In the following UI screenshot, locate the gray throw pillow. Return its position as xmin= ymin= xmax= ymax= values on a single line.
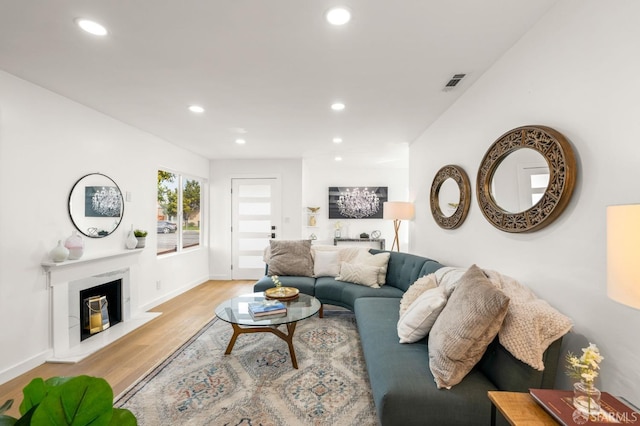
xmin=428 ymin=264 xmax=510 ymax=389
xmin=267 ymin=240 xmax=314 ymax=277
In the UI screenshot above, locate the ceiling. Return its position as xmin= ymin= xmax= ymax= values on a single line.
xmin=0 ymin=1 xmax=557 ymax=168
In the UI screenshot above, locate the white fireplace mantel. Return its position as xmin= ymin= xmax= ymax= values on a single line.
xmin=42 ymin=249 xmax=143 ymax=287
xmin=42 ymin=249 xmax=160 ymax=363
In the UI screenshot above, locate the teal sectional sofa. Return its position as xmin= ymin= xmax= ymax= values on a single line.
xmin=254 ymin=249 xmax=563 ymax=426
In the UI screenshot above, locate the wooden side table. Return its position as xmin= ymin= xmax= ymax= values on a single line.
xmin=488 ymin=391 xmax=558 ymax=426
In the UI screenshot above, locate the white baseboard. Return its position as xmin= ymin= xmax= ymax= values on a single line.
xmin=209 ymin=273 xmax=230 ymax=280
xmin=0 ymin=349 xmax=53 ymax=385
xmin=208 ymin=274 xmax=261 ymax=281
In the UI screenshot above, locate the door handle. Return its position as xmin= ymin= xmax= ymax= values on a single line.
xmin=271 ymin=233 xmax=276 ymax=238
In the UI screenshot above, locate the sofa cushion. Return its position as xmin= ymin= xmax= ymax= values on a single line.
xmin=355 ymin=297 xmax=499 ymax=426
xmin=482 ymin=269 xmax=573 ymax=371
xmin=434 ymin=266 xmax=470 ymax=297
xmin=354 ymin=251 xmax=391 ymax=285
xmin=478 ymin=335 xmax=563 ymax=393
xmin=336 ymin=262 xmax=381 ymax=288
xmin=313 ymin=250 xmax=340 ymax=277
xmin=499 ymin=299 xmax=571 ymax=371
xmin=428 ymin=264 xmax=510 ymax=389
xmin=267 ymin=240 xmax=314 ymax=277
xmin=254 ymin=275 xmax=316 ymax=296
xmin=370 ymin=250 xmax=430 ymax=292
xmin=397 ymin=286 xmax=447 ymax=343
xmin=418 ymin=259 xmax=447 ymax=279
xmin=311 ymin=245 xmax=369 ymax=264
xmin=315 ymin=277 xmax=404 ymax=311
xmin=399 ymin=274 xmax=438 ymax=317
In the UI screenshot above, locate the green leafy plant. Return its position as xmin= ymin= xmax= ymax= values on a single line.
xmin=0 ymin=375 xmax=136 ymax=426
xmin=133 ymin=229 xmax=148 ymax=238
xmin=360 ymin=232 xmax=369 ymax=238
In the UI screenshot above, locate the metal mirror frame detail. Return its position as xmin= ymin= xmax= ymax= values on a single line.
xmin=476 ymin=125 xmax=577 ymax=233
xmin=430 ymin=165 xmax=471 ymax=229
xmin=68 ymin=172 xmax=125 ymax=238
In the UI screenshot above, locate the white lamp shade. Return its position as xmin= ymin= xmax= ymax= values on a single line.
xmin=383 ymin=202 xmax=415 ymax=220
xmin=607 ymin=204 xmax=640 ymax=309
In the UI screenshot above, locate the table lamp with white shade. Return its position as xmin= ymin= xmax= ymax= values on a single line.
xmin=607 ymin=204 xmax=640 ymax=309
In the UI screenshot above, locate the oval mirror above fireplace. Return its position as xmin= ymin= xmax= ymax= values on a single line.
xmin=68 ymin=173 xmax=124 ymax=238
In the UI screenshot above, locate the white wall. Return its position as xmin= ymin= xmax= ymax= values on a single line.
xmin=0 ymin=71 xmax=210 ymax=382
xmin=208 ymin=159 xmax=303 ymax=279
xmin=208 ymin=159 xmax=410 ymax=279
xmin=302 ymin=160 xmax=410 ymax=251
xmin=0 ymin=70 xmax=408 ymax=382
xmin=410 ymin=0 xmax=640 ymax=404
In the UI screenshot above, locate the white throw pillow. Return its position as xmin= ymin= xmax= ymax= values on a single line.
xmin=354 ymin=251 xmax=391 ymax=285
xmin=336 ymin=262 xmax=381 ymax=288
xmin=397 ymin=286 xmax=447 ymax=343
xmin=313 ymin=250 xmax=340 ymax=277
xmin=399 ymin=274 xmax=438 ymax=317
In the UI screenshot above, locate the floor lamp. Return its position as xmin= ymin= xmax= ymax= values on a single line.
xmin=383 ymin=201 xmax=415 ymax=252
xmin=607 ymin=204 xmax=640 ymax=309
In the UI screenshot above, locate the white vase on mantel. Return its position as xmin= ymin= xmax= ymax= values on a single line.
xmin=50 ymin=240 xmax=69 ymax=262
xmin=125 ymin=225 xmax=138 ymax=250
xmin=64 ymin=230 xmax=84 ymax=260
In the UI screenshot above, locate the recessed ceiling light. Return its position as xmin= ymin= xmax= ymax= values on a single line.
xmin=326 ymin=7 xmax=351 ymax=25
xmin=235 ymin=139 xmax=246 ymax=145
xmin=335 ymin=156 xmax=343 ymax=161
xmin=75 ymin=18 xmax=108 ymax=36
xmin=188 ymin=105 xmax=205 ymax=113
xmin=333 ymin=137 xmax=343 ymax=144
xmin=331 ymin=102 xmax=345 ymax=111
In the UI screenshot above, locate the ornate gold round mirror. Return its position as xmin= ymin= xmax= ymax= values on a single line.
xmin=476 ymin=125 xmax=577 ymax=233
xmin=430 ymin=165 xmax=471 ymax=229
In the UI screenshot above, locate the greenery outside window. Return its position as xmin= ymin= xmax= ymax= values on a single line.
xmin=157 ymin=170 xmax=203 ymax=255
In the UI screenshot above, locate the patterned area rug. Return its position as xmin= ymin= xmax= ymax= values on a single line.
xmin=115 ymin=311 xmax=379 ymax=425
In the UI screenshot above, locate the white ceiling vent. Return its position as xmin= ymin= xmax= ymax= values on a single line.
xmin=443 ymin=74 xmax=467 ymax=91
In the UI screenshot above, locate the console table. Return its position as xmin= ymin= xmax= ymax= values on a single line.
xmin=334 ymin=238 xmax=385 ymax=250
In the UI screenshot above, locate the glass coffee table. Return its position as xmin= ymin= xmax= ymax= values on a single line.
xmin=214 ymin=292 xmax=322 ymax=369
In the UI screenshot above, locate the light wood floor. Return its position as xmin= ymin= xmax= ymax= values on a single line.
xmin=0 ymin=280 xmax=255 ymax=417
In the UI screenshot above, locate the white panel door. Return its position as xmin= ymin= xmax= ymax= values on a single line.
xmin=231 ymin=178 xmax=281 ymax=279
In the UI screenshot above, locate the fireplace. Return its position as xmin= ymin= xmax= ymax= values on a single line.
xmin=43 ymin=250 xmax=161 ymax=363
xmin=79 ymin=279 xmax=122 ymax=341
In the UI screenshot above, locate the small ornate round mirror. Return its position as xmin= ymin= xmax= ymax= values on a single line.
xmin=68 ymin=173 xmax=124 ymax=238
xmin=476 ymin=125 xmax=577 ymax=233
xmin=430 ymin=165 xmax=471 ymax=229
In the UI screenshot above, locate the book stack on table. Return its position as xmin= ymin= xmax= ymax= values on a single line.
xmin=529 ymin=388 xmax=640 ymax=425
xmin=248 ymin=301 xmax=287 ymax=318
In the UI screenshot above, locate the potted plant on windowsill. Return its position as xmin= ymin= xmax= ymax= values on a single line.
xmin=134 ymin=229 xmax=148 ymax=248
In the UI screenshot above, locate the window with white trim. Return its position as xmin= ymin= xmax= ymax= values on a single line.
xmin=157 ymin=170 xmax=203 ymax=255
